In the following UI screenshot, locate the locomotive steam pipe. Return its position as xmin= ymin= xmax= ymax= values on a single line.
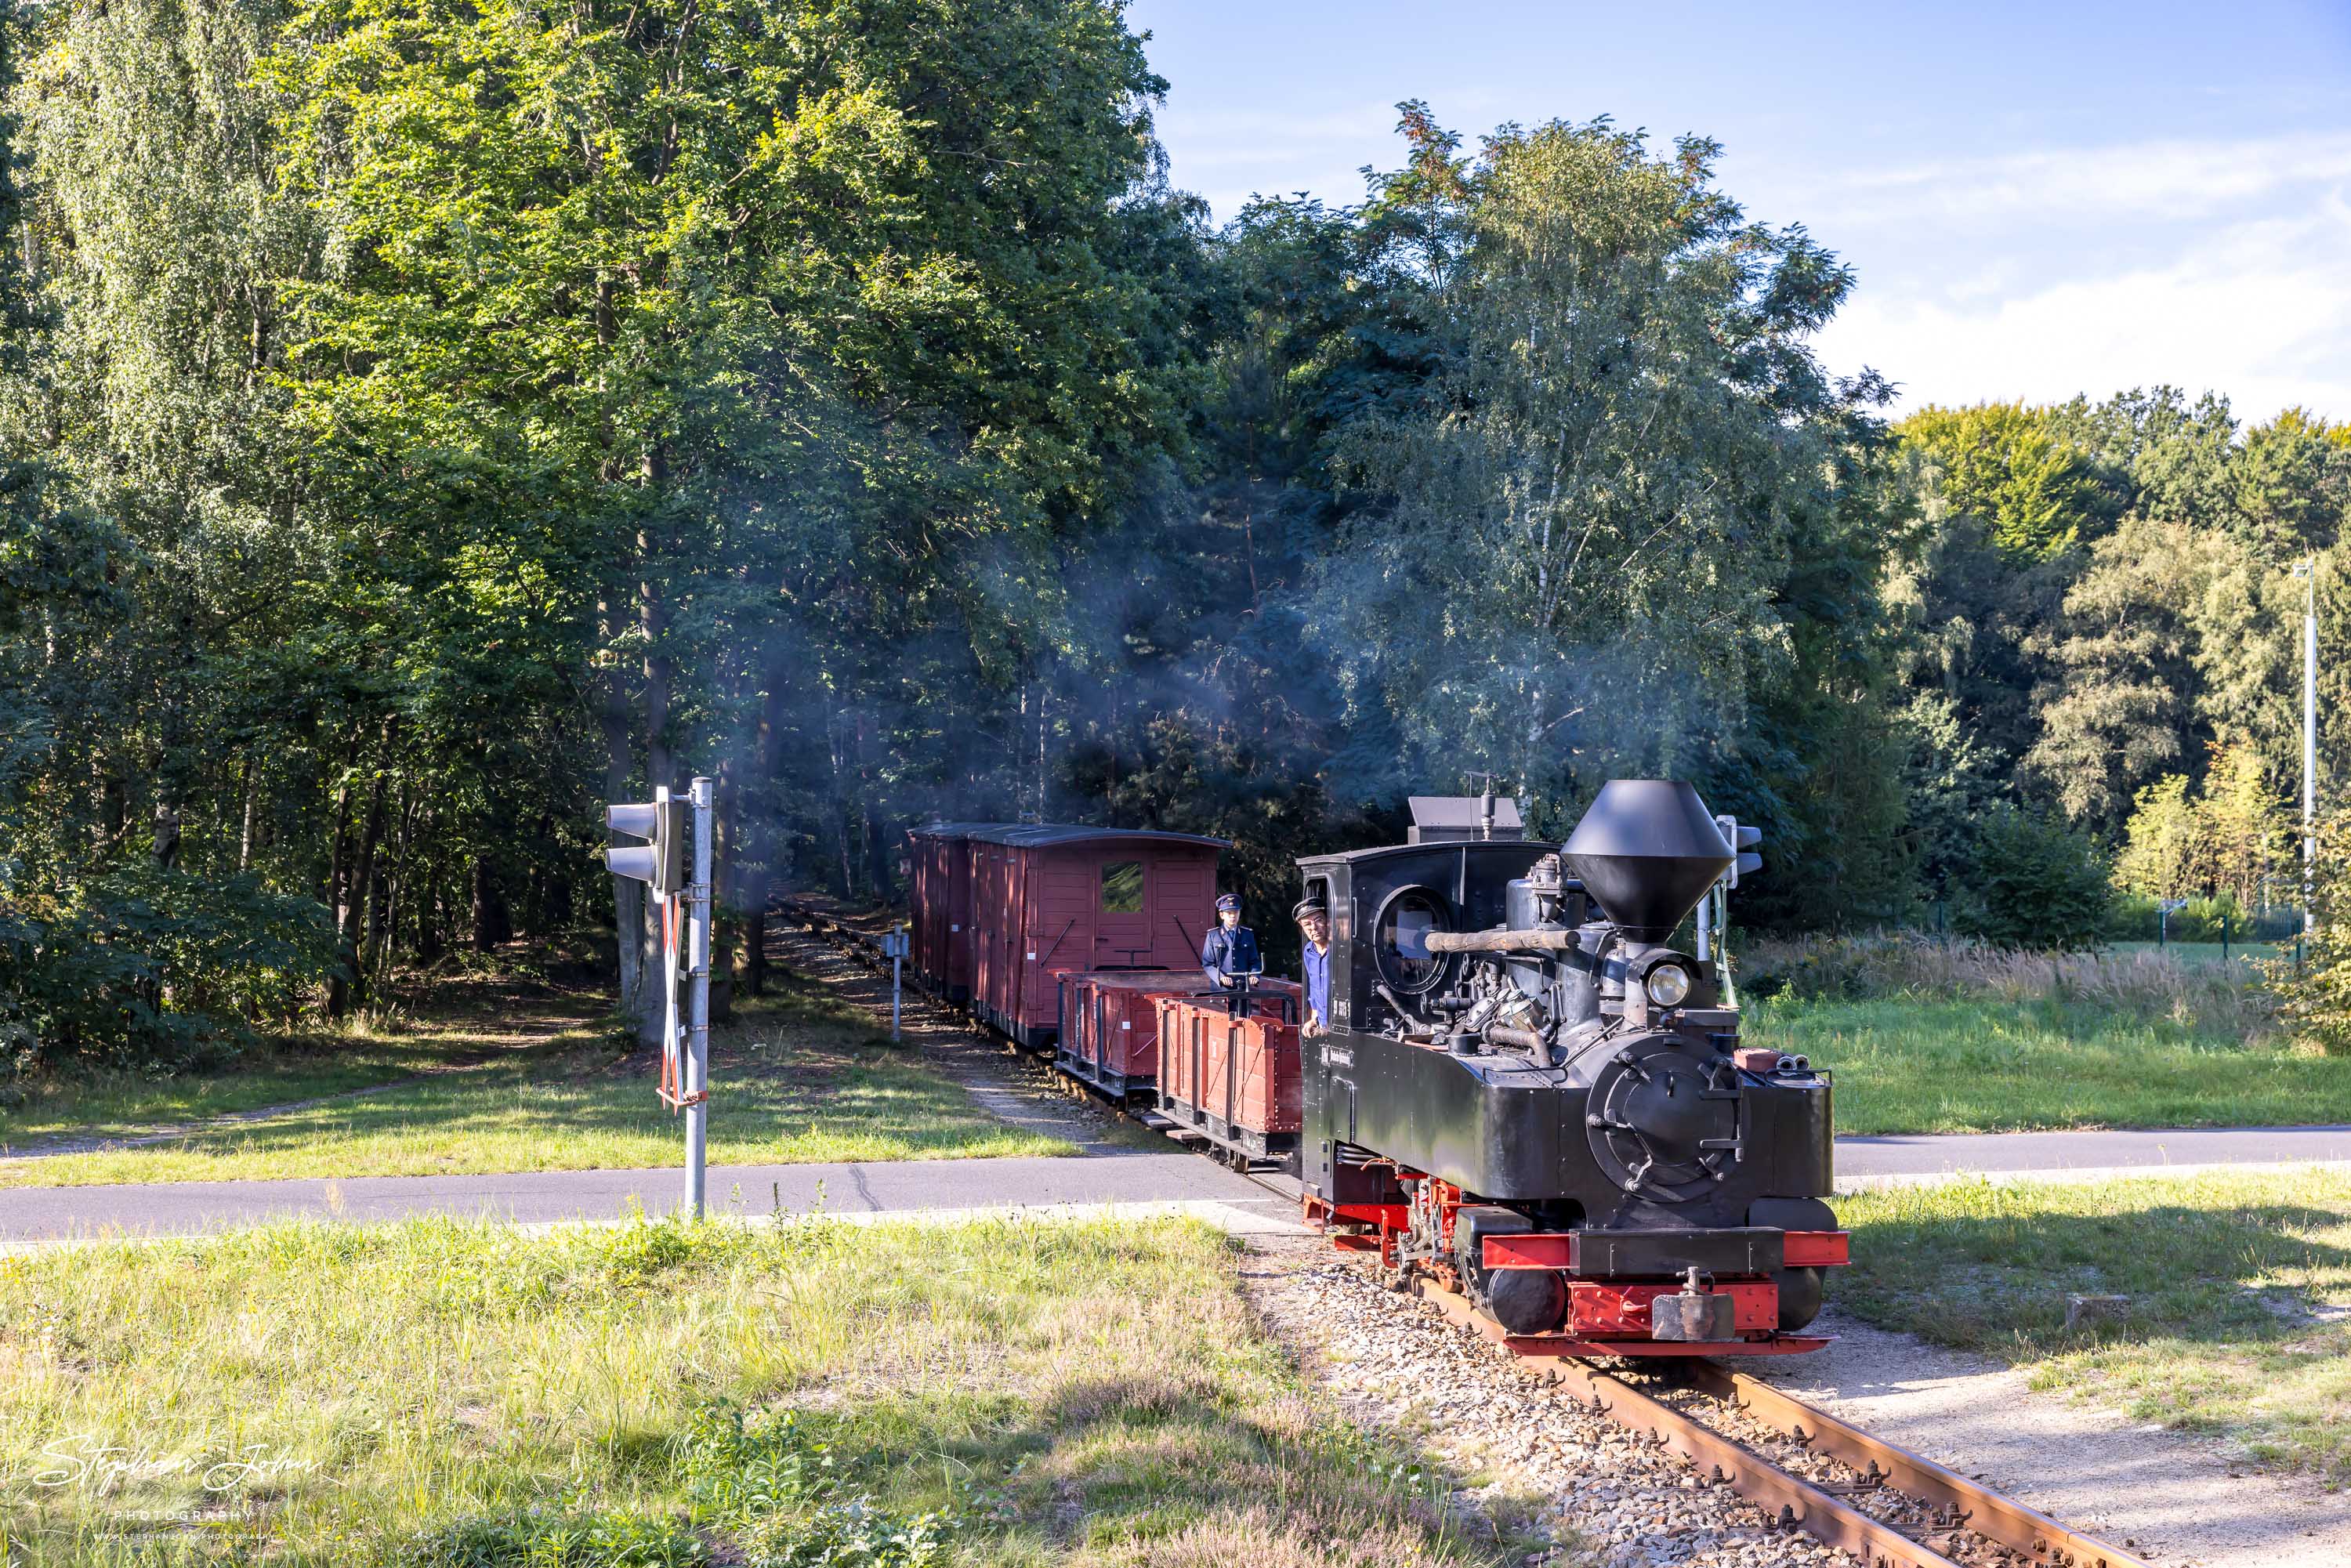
xmin=1373 ymin=980 xmax=1436 ymax=1039
xmin=1482 ymin=1022 xmax=1553 ymax=1066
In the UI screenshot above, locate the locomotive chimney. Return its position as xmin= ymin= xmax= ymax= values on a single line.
xmin=1562 ymin=780 xmax=1733 ymax=943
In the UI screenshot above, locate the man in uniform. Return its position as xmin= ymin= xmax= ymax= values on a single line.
xmin=1200 ymin=893 xmax=1259 ymax=994
xmin=1295 ymin=896 xmax=1331 ymax=1034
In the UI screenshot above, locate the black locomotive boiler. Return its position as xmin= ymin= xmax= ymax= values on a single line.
xmin=1297 ymin=780 xmax=1847 ymax=1355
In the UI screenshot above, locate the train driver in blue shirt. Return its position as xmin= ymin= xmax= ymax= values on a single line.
xmin=1200 ymin=893 xmax=1259 ymax=992
xmin=1295 ymin=896 xmax=1331 ymax=1034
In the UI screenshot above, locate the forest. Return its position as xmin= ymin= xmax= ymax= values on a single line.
xmin=1 ymin=0 xmax=2346 ymax=1067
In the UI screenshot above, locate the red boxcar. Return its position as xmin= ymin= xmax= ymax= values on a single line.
xmin=964 ymin=825 xmax=1227 ymax=1050
xmin=1156 ymin=982 xmax=1302 ymax=1166
xmin=905 ymin=821 xmax=989 ymax=1001
xmin=1056 ymin=971 xmax=1197 ymax=1101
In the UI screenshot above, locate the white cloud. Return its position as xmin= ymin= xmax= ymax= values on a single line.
xmin=1152 ymin=111 xmax=2351 ymax=422
xmin=1786 ymin=130 xmax=2351 ymax=224
xmin=1815 ymin=202 xmax=2351 ymax=422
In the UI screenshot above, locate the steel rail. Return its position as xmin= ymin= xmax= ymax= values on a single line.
xmin=1411 ymin=1277 xmax=1964 ymax=1568
xmin=1690 ymin=1363 xmax=2152 ymax=1568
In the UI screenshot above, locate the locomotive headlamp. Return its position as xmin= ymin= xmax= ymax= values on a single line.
xmin=1644 ymin=962 xmax=1692 ymax=1009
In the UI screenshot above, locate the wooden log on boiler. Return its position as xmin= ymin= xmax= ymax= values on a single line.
xmin=1422 ymin=927 xmax=1581 ymax=953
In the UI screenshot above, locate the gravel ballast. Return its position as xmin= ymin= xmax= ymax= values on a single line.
xmin=1245 ymin=1244 xmax=2351 ymax=1568
xmin=1248 ymin=1246 xmax=1893 ymax=1567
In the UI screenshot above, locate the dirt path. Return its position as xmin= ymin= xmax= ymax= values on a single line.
xmin=1753 ymin=1309 xmax=2351 ymax=1568
xmin=763 ymin=917 xmax=1143 ymax=1155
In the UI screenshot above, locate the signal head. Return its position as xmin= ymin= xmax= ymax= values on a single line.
xmin=602 ymin=797 xmax=686 ymax=897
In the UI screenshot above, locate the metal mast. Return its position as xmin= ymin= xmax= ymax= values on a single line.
xmin=2298 ymin=557 xmax=2318 ymax=944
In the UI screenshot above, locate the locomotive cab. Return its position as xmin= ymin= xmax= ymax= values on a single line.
xmin=1298 ymin=780 xmax=1847 ymax=1354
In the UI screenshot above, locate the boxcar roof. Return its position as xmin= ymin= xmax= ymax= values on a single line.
xmin=905 ymin=820 xmax=1000 ymax=841
xmin=963 ymin=822 xmax=1229 ymax=851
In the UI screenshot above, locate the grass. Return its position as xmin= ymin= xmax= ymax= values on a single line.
xmin=0 ymin=1214 xmax=1527 ymax=1566
xmin=2106 ymin=940 xmax=2291 ymax=969
xmin=1739 ymin=931 xmax=2280 ymax=1041
xmin=0 ymin=975 xmax=1074 ymax=1189
xmin=1734 ymin=930 xmax=2351 ymax=1132
xmin=1748 ymin=994 xmax=2351 ymax=1134
xmin=1837 ymin=1168 xmax=2351 ymax=1483
xmin=0 ymin=970 xmax=599 ymax=1154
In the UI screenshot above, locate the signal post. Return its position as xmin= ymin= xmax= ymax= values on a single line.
xmin=605 ymin=778 xmax=716 ymax=1219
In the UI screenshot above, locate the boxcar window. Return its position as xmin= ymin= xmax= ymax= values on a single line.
xmin=1100 ymin=860 xmax=1144 ymax=913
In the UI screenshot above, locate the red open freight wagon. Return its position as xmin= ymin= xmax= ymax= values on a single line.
xmin=1156 ymin=982 xmax=1302 ymax=1166
xmin=1056 ymin=970 xmax=1197 ymax=1102
xmin=961 ymin=824 xmax=1227 ymax=1051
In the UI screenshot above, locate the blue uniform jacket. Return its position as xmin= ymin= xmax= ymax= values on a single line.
xmin=1200 ymin=923 xmax=1259 ymax=989
xmin=1301 ymin=940 xmax=1331 ymax=1027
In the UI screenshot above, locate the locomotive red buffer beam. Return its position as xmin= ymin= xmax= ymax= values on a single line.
xmin=1481 ymin=1229 xmax=1849 ymax=1270
xmin=1479 ymin=1229 xmax=1849 ymax=1357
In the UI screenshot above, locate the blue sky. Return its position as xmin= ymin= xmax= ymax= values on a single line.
xmin=1127 ymin=0 xmax=2351 ymax=422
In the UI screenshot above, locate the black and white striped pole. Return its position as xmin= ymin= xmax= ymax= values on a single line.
xmin=886 ymin=924 xmax=907 ymax=1041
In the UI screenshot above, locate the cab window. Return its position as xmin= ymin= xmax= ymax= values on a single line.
xmin=1373 ymin=887 xmax=1450 ymax=993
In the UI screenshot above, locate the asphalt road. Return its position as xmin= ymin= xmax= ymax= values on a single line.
xmin=0 ymin=1149 xmax=1279 ymax=1242
xmin=3 ymin=1125 xmax=2349 ymax=1242
xmin=1835 ymin=1122 xmax=2351 ymax=1179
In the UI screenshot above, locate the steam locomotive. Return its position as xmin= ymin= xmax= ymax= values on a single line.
xmin=1295 ymin=780 xmax=1847 ymax=1356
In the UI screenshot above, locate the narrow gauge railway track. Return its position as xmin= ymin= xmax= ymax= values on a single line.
xmin=777 ymin=898 xmax=2154 ymax=1568
xmin=1398 ymin=1267 xmax=2152 ymax=1568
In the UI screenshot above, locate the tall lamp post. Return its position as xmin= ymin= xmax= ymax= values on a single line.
xmin=2295 ymin=556 xmax=2317 ymax=952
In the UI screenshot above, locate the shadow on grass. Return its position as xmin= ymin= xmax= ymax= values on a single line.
xmin=0 ymin=978 xmax=1071 ymax=1185
xmin=0 ymin=973 xmax=614 ymax=1152
xmin=770 ymin=1372 xmax=1526 ymax=1566
xmin=1849 ymin=1200 xmax=2349 ymax=1343
xmin=1840 ymin=1179 xmax=2351 ymax=1479
xmin=396 ymin=1379 xmax=1525 ymax=1568
xmin=0 ymin=1213 xmax=1544 ymax=1567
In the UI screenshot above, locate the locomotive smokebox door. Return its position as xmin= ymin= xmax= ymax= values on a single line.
xmin=1650 ymin=1268 xmax=1737 ymax=1342
xmin=1587 ymin=1035 xmax=1745 ymax=1202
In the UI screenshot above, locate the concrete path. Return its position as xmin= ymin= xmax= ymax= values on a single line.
xmin=3 ymin=1124 xmax=2349 ymax=1242
xmin=1836 ymin=1122 xmax=2351 ymax=1184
